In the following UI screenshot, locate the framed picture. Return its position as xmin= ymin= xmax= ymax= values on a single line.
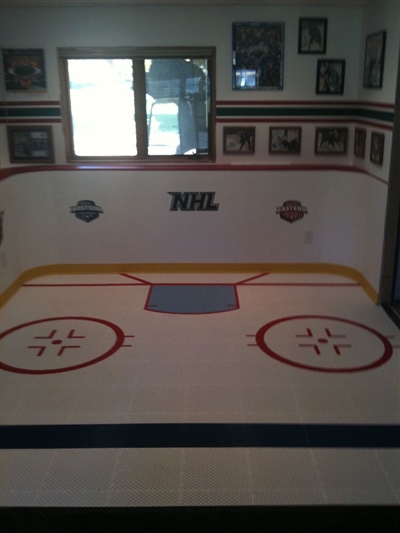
xmin=370 ymin=131 xmax=385 ymax=165
xmin=232 ymin=22 xmax=284 ymax=90
xmin=2 ymin=48 xmax=46 ymax=91
xmin=7 ymin=126 xmax=54 ymax=163
xmin=354 ymin=128 xmax=366 ymax=159
xmin=269 ymin=127 xmax=302 ymax=154
xmin=363 ymin=30 xmax=386 ymax=89
xmin=223 ymin=127 xmax=256 ymax=154
xmin=315 ymin=127 xmax=348 ymax=155
xmin=316 ymin=59 xmax=345 ymax=95
xmin=298 ymin=18 xmax=327 ymax=54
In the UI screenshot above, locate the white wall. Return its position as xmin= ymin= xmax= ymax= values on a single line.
xmin=0 ymin=1 xmax=399 ymax=298
xmin=0 ymin=4 xmax=364 ymax=100
xmin=0 ymin=3 xmax=367 ymax=167
xmin=1 ymin=3 xmax=397 ymax=172
xmin=1 ymin=3 xmax=398 ymax=171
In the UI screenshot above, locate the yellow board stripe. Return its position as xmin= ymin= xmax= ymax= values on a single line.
xmin=0 ymin=263 xmax=378 ymax=308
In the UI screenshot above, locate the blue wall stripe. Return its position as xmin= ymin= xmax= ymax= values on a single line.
xmin=1 ymin=423 xmax=399 ymax=449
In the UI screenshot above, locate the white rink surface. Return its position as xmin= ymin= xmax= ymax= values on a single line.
xmin=1 ymin=272 xmax=399 ymax=507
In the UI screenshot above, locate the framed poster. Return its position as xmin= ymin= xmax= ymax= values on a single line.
xmin=363 ymin=30 xmax=386 ymax=88
xmin=232 ymin=22 xmax=284 ymax=90
xmin=354 ymin=128 xmax=366 ymax=159
xmin=315 ymin=127 xmax=348 ymax=155
xmin=223 ymin=127 xmax=256 ymax=154
xmin=269 ymin=127 xmax=301 ymax=154
xmin=2 ymin=48 xmax=46 ymax=91
xmin=7 ymin=126 xmax=54 ymax=163
xmin=298 ymin=18 xmax=327 ymax=54
xmin=370 ymin=131 xmax=385 ymax=165
xmin=316 ymin=59 xmax=345 ymax=94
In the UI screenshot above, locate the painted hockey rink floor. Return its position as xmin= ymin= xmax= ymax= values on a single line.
xmin=1 ymin=271 xmax=399 ymax=523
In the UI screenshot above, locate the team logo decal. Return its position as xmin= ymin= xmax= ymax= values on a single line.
xmin=70 ymin=200 xmax=103 ymax=222
xmin=169 ymin=192 xmax=219 ymax=211
xmin=276 ymin=200 xmax=308 ymax=223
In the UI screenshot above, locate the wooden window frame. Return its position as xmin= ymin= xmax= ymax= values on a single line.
xmin=58 ymin=46 xmax=216 ymax=164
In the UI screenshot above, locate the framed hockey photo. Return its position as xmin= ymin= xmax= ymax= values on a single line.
xmin=354 ymin=128 xmax=366 ymax=159
xmin=370 ymin=131 xmax=385 ymax=165
xmin=315 ymin=127 xmax=348 ymax=155
xmin=316 ymin=59 xmax=345 ymax=95
xmin=232 ymin=22 xmax=284 ymax=90
xmin=7 ymin=125 xmax=54 ymax=163
xmin=2 ymin=48 xmax=46 ymax=91
xmin=298 ymin=18 xmax=327 ymax=54
xmin=223 ymin=127 xmax=256 ymax=154
xmin=269 ymin=127 xmax=301 ymax=154
xmin=363 ymin=30 xmax=386 ymax=89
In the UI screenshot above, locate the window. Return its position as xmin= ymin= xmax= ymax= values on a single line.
xmin=58 ymin=47 xmax=215 ymax=163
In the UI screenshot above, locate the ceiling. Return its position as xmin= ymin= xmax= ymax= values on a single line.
xmin=0 ymin=0 xmax=378 ymax=6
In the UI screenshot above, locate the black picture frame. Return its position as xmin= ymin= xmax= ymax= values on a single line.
xmin=316 ymin=59 xmax=345 ymax=95
xmin=7 ymin=125 xmax=54 ymax=163
xmin=223 ymin=126 xmax=256 ymax=154
xmin=354 ymin=128 xmax=366 ymax=159
xmin=269 ymin=127 xmax=302 ymax=154
xmin=370 ymin=131 xmax=385 ymax=165
xmin=2 ymin=48 xmax=46 ymax=91
xmin=315 ymin=127 xmax=348 ymax=155
xmin=363 ymin=30 xmax=386 ymax=89
xmin=232 ymin=22 xmax=285 ymax=90
xmin=298 ymin=18 xmax=327 ymax=54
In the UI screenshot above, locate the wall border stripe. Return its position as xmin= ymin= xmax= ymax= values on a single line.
xmin=217 ymin=117 xmax=393 ymax=130
xmin=0 ymin=107 xmax=61 ymax=118
xmin=3 ymin=100 xmax=394 ymax=108
xmin=0 ymin=164 xmax=388 ymax=183
xmin=0 ymin=100 xmax=394 ymax=125
xmin=0 ymin=118 xmax=62 ymax=124
xmin=216 ymin=100 xmax=395 ymax=109
xmin=216 ymin=106 xmax=394 ymax=123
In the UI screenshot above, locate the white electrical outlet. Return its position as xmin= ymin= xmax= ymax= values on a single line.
xmin=304 ymin=230 xmax=313 ymax=244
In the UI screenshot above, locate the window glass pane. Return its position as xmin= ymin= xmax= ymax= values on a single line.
xmin=146 ymin=58 xmax=210 ymax=155
xmin=60 ymin=48 xmax=214 ymax=162
xmin=67 ymin=59 xmax=136 ymax=156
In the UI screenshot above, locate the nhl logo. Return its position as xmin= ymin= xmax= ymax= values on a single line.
xmin=276 ymin=200 xmax=308 ymax=223
xmin=70 ymin=200 xmax=103 ymax=223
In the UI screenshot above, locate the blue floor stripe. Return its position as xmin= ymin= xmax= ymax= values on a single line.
xmin=1 ymin=423 xmax=399 ymax=449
